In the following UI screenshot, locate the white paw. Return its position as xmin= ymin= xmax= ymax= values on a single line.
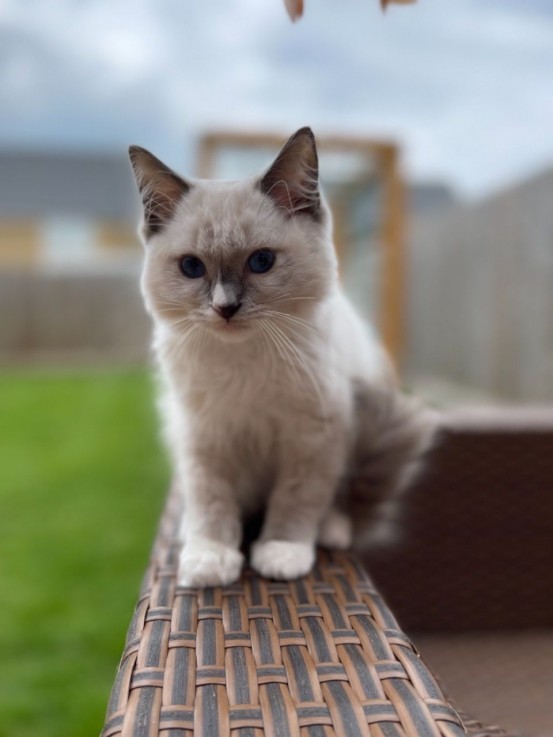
xmin=251 ymin=540 xmax=315 ymax=580
xmin=318 ymin=509 xmax=353 ymax=550
xmin=178 ymin=541 xmax=244 ymax=587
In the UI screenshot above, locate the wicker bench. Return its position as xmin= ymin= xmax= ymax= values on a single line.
xmin=101 ymin=485 xmax=513 ymax=737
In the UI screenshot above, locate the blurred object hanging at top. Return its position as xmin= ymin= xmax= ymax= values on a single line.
xmin=381 ymin=0 xmax=417 ymax=8
xmin=284 ymin=0 xmax=303 ymax=22
xmin=284 ymin=0 xmax=416 ymax=22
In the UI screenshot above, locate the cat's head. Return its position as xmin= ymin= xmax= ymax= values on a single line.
xmin=129 ymin=127 xmax=337 ymax=343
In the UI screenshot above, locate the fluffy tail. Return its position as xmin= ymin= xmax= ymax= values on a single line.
xmin=349 ymin=381 xmax=438 ymax=548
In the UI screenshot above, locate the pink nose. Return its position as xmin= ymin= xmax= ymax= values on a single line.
xmin=214 ymin=303 xmax=242 ymax=321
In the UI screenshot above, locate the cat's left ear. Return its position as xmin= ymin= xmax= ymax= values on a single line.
xmin=259 ymin=127 xmax=321 ymax=220
xmin=128 ymin=146 xmax=191 ymax=238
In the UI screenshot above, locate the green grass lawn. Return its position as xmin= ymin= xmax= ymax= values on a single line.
xmin=0 ymin=369 xmax=169 ymax=737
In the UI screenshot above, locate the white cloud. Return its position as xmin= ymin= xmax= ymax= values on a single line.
xmin=1 ymin=0 xmax=552 ymax=196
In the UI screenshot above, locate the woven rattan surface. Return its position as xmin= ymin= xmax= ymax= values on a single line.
xmin=102 ymin=490 xmax=513 ymax=737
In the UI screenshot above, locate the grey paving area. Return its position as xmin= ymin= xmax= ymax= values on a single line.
xmin=415 ymin=631 xmax=553 ymax=737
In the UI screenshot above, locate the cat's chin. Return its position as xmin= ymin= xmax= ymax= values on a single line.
xmin=204 ymin=320 xmax=254 ymax=344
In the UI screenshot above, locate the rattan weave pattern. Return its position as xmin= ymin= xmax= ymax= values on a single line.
xmin=102 ymin=492 xmax=510 ymax=737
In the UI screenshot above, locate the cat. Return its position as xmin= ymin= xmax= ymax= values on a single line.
xmin=129 ymin=127 xmax=435 ymax=587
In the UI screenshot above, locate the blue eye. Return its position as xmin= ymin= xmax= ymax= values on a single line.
xmin=247 ymin=249 xmax=275 ymax=274
xmin=180 ymin=255 xmax=206 ymax=279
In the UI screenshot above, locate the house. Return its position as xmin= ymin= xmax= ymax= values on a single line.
xmin=0 ymin=150 xmax=139 ymax=269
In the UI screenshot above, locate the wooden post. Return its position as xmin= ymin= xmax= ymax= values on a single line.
xmin=378 ymin=145 xmax=405 ymax=371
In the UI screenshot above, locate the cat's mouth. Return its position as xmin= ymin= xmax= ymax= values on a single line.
xmin=217 ymin=320 xmax=246 ymax=331
xmin=205 ymin=316 xmax=253 ymax=342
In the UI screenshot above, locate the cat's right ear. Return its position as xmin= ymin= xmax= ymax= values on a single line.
xmin=128 ymin=146 xmax=191 ymax=238
xmin=259 ymin=127 xmax=320 ymax=220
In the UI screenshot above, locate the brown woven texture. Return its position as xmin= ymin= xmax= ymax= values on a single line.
xmin=102 ymin=490 xmax=513 ymax=737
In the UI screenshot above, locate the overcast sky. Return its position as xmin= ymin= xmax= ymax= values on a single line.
xmin=1 ymin=0 xmax=552 ymax=198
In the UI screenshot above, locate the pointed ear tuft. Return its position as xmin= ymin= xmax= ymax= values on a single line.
xmin=259 ymin=127 xmax=320 ymax=220
xmin=128 ymin=146 xmax=191 ymax=238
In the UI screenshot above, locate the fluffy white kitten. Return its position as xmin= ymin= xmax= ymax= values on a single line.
xmin=129 ymin=127 xmax=434 ymax=587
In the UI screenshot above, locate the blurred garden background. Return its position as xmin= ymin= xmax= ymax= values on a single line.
xmin=0 ymin=370 xmax=168 ymax=736
xmin=1 ymin=1 xmax=553 ymax=735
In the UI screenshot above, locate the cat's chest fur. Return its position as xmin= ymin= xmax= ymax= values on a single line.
xmin=157 ymin=325 xmax=345 ymax=493
xmin=159 ymin=330 xmax=336 ymax=511
xmin=162 ymin=327 xmax=332 ymax=425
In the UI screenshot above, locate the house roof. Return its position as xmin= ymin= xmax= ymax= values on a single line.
xmin=0 ymin=149 xmax=138 ymax=222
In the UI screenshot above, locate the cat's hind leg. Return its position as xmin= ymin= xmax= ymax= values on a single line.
xmin=317 ymin=506 xmax=352 ymax=550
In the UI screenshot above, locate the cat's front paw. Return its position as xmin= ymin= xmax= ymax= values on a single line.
xmin=178 ymin=541 xmax=244 ymax=587
xmin=251 ymin=540 xmax=315 ymax=580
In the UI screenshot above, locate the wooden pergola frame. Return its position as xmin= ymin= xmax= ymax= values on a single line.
xmin=197 ymin=131 xmax=406 ymax=369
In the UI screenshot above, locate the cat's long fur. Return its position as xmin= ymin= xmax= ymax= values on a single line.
xmin=129 ymin=127 xmax=435 ymax=586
